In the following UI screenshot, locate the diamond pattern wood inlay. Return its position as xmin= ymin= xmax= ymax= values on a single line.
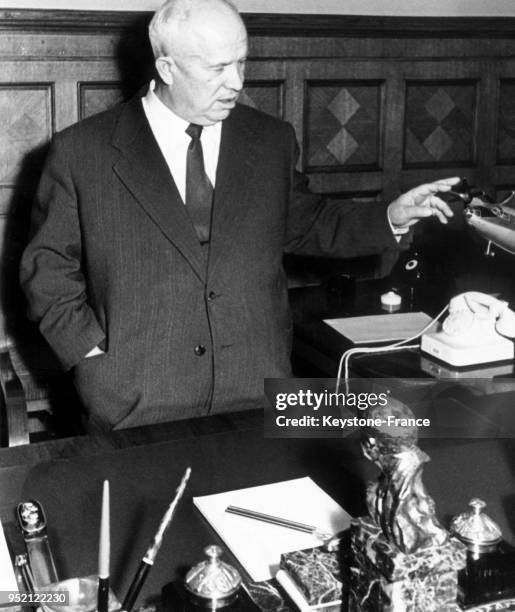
xmin=404 ymin=80 xmax=477 ymax=167
xmin=305 ymin=81 xmax=383 ymax=171
xmin=0 ymin=85 xmax=52 ymax=184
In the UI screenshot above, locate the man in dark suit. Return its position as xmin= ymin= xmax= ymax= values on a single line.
xmin=20 ymin=0 xmax=457 ymax=430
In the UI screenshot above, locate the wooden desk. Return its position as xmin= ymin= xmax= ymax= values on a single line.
xmin=0 ymin=410 xmax=514 ymax=608
xmin=0 ymin=410 xmax=364 ymax=606
xmin=290 ymin=278 xmax=435 ymax=377
xmin=290 ymin=279 xmax=515 ymax=378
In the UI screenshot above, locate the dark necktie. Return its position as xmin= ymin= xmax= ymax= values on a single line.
xmin=185 ymin=123 xmax=213 ymax=244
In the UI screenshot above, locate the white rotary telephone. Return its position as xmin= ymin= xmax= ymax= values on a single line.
xmin=421 ymin=292 xmax=515 ymax=366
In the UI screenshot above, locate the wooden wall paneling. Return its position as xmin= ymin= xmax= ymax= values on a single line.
xmin=56 ymin=63 xmax=121 ymax=130
xmin=471 ymin=60 xmax=495 ymax=194
xmin=285 ymin=61 xmax=305 ymax=171
xmin=2 ymin=60 xmax=122 ymax=129
xmin=2 ymin=61 xmax=70 ymax=131
xmin=497 ymin=78 xmax=515 ymax=166
xmin=381 ymin=66 xmax=405 ymax=203
xmin=0 ymin=31 xmax=122 ymax=60
xmin=0 ymin=81 xmax=53 ymax=185
xmin=53 ymin=79 xmax=78 ymax=131
xmin=78 ymin=82 xmax=124 ymax=120
xmin=397 ymin=60 xmax=484 ymax=191
xmin=239 ymin=81 xmax=284 ymax=119
xmin=403 ymin=78 xmax=478 ymax=168
xmin=242 ymin=60 xmax=287 ymax=119
xmin=297 ymin=60 xmax=388 ymax=202
xmin=3 ymin=10 xmax=515 ymax=38
xmin=303 ymin=78 xmax=384 ymax=172
xmin=248 ymin=35 xmax=515 ymax=63
xmin=493 ymin=58 xmax=515 ymax=195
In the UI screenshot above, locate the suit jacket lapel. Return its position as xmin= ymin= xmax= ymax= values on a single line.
xmin=111 ymin=96 xmax=206 ymax=282
xmin=208 ymin=105 xmax=259 ymax=275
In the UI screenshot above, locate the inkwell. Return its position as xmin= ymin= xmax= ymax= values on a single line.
xmin=184 ymin=545 xmax=242 ymax=609
xmin=451 ymin=498 xmax=515 ymax=608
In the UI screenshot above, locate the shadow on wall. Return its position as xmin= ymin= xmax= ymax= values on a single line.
xmin=114 ymin=14 xmax=156 ymax=101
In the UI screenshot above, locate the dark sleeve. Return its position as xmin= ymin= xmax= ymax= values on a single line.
xmin=19 ymin=132 xmax=105 ymax=371
xmin=283 ymin=123 xmax=407 ymax=258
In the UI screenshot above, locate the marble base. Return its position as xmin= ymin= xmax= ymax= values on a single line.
xmin=280 ymin=545 xmax=342 ymax=609
xmin=348 ymin=517 xmax=467 ymax=612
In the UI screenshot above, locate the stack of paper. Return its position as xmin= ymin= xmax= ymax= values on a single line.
xmin=193 ymin=477 xmax=350 ymax=583
xmin=324 ymin=312 xmax=434 ymax=344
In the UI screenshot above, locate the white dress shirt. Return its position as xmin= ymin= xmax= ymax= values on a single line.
xmin=141 ymin=80 xmax=222 ymax=203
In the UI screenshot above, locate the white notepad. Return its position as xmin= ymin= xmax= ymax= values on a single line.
xmin=324 ymin=312 xmax=434 ymax=344
xmin=193 ymin=477 xmax=350 ymax=582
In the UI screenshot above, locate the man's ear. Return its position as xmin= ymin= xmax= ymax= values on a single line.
xmin=155 ymin=56 xmax=175 ymax=85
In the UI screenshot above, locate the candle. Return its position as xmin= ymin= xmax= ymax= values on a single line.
xmin=97 ymin=480 xmax=110 ymax=612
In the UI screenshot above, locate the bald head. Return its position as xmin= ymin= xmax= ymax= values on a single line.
xmin=149 ymin=0 xmax=248 ymax=125
xmin=149 ymin=0 xmax=243 ymax=59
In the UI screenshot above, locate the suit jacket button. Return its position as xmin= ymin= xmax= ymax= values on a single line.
xmin=207 ymin=291 xmax=216 ymax=301
xmin=194 ymin=345 xmax=206 ymax=356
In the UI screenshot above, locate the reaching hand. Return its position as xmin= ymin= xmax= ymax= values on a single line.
xmin=388 ymin=177 xmax=461 ymax=229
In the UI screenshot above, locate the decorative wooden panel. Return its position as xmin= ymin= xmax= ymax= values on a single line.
xmin=304 ymin=80 xmax=383 ymax=172
xmin=0 ymin=84 xmax=53 ymax=186
xmin=404 ymin=80 xmax=477 ymax=168
xmin=78 ymin=82 xmax=124 ymax=120
xmin=240 ymin=80 xmax=284 ymax=119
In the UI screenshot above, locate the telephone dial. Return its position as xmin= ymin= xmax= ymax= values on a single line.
xmin=421 ymin=295 xmax=515 ymax=367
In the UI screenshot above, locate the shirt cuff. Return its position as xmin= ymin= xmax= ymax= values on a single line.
xmin=387 ymin=210 xmax=410 ymax=242
xmin=85 ymin=346 xmax=105 ymax=358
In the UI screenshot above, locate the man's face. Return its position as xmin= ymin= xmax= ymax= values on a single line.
xmin=159 ymin=10 xmax=248 ymax=125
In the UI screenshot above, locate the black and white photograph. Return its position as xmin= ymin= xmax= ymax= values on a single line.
xmin=1 ymin=0 xmax=515 ymax=609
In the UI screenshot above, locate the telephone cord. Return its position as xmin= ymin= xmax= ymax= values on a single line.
xmin=335 ymin=303 xmax=450 ymax=393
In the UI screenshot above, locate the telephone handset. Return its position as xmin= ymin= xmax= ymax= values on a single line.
xmin=441 ymin=310 xmax=502 ymax=346
xmin=421 ymin=298 xmax=515 ymax=367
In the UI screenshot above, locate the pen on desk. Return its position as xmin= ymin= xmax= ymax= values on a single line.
xmin=121 ymin=467 xmax=191 ymax=612
xmin=97 ymin=480 xmax=110 ymax=612
xmin=225 ymin=506 xmax=331 ymax=540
